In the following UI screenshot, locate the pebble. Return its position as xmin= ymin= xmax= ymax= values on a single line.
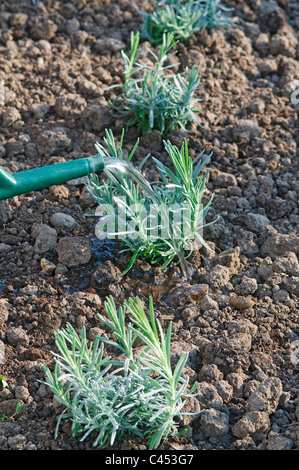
xmin=30 ymin=18 xmax=57 ymax=40
xmin=273 ymin=252 xmax=299 ymax=276
xmin=54 ymin=93 xmax=87 ymax=120
xmin=7 ymin=434 xmax=27 ymax=450
xmin=31 ymin=223 xmax=57 ymax=254
xmin=235 ymin=277 xmax=258 ymax=295
xmin=261 ymin=229 xmax=299 ymax=257
xmin=20 ymin=285 xmax=38 ymax=296
xmin=199 ymin=409 xmax=229 ymax=437
xmin=244 ymin=212 xmax=270 ymax=233
xmin=15 ymin=386 xmax=30 ymax=402
xmin=205 ymin=265 xmax=230 ymax=289
xmin=6 ymin=327 xmax=29 ymax=347
xmin=232 ymin=119 xmax=260 ymax=143
xmin=81 ymin=104 xmax=112 ymax=132
xmin=2 ymin=106 xmax=21 ymax=127
xmin=267 ymin=431 xmax=295 ymax=450
xmin=55 ymin=236 xmax=92 ymax=267
xmin=229 ymin=295 xmax=255 ymax=310
xmin=215 ymin=380 xmax=234 ymax=402
xmin=232 ymin=411 xmax=270 ymax=439
xmin=247 ymin=377 xmax=283 ymax=414
xmin=94 ymin=38 xmax=125 ymax=53
xmin=199 ymin=295 xmax=219 ymax=312
xmin=40 ymin=258 xmax=56 ymax=273
xmin=0 ymin=200 xmax=12 ymax=226
xmin=36 ymin=127 xmax=71 ymax=157
xmin=0 ymin=298 xmax=9 ymax=326
xmin=50 ymin=212 xmax=77 ymax=231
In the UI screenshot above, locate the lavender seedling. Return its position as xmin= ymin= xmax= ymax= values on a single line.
xmin=41 ymin=296 xmax=199 ymax=449
xmin=109 ymin=31 xmax=202 ymax=135
xmin=141 ymin=0 xmax=232 ymax=45
xmin=87 ymin=129 xmax=217 ymax=279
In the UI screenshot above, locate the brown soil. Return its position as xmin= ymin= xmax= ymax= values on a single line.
xmin=0 ymin=0 xmax=299 ymax=451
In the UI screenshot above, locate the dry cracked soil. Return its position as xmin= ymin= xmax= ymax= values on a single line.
xmin=0 ymin=0 xmax=299 ymax=452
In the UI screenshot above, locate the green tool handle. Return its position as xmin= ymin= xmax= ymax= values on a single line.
xmin=0 ymin=155 xmax=105 ymax=201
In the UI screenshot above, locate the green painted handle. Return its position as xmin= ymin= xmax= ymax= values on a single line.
xmin=0 ymin=155 xmax=105 ymax=200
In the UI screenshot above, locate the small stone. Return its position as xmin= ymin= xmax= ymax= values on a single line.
xmin=247 ymin=377 xmax=283 ymax=414
xmin=37 ymin=39 xmax=52 ymax=54
xmin=0 ymin=243 xmax=11 ymax=253
xmin=228 ymin=333 xmax=252 ymax=351
xmin=20 ymin=285 xmax=38 ymax=296
xmin=215 ymin=380 xmax=234 ymax=402
xmin=196 ymin=382 xmax=223 ymax=408
xmin=6 ymin=327 xmax=29 ymax=347
xmin=229 ymin=295 xmax=255 ymax=310
xmin=226 ymin=372 xmax=244 ymax=397
xmin=232 ymin=119 xmax=260 ymax=143
xmin=50 ymin=212 xmax=77 ymax=231
xmin=257 ymin=256 xmax=273 ymax=280
xmin=243 ymin=380 xmax=260 ymax=399
xmin=55 ymin=263 xmax=68 ymax=276
xmin=78 ymin=78 xmax=98 ymax=95
xmin=91 ymin=261 xmax=122 ymax=287
xmin=227 ymin=319 xmax=258 ymax=337
xmin=200 ymin=408 xmax=229 ymax=437
xmin=258 ymin=59 xmax=278 ymax=76
xmin=94 ymin=38 xmax=125 ymax=53
xmin=0 ymin=298 xmax=9 ymax=326
xmin=0 ymin=200 xmax=12 ymax=226
xmin=211 ymin=170 xmax=238 ymax=188
xmin=2 ymin=107 xmax=21 ymax=127
xmin=30 ymin=18 xmax=57 ymax=40
xmin=180 ymin=305 xmax=199 ymax=321
xmin=261 ymin=229 xmax=299 ymax=258
xmin=55 ymin=237 xmax=92 ymax=268
xmin=15 ymin=385 xmax=30 ymax=402
xmin=267 ymin=432 xmax=294 ymax=450
xmin=10 ymin=13 xmax=28 ymax=26
xmin=273 ymin=252 xmax=299 ymax=276
xmin=40 ymin=258 xmax=56 ymax=273
xmin=200 ymin=295 xmax=219 ymax=312
xmin=81 ymin=104 xmax=112 ymax=132
xmin=205 ymin=265 xmax=230 ymax=289
xmin=5 ymin=140 xmax=24 ymax=158
xmin=88 ymin=327 xmax=105 ymax=342
xmin=31 ymin=103 xmax=51 ymax=119
xmin=198 ymin=364 xmax=223 ymax=383
xmin=249 ymin=98 xmax=265 ymax=114
xmin=235 ymin=277 xmax=258 ymax=295
xmin=212 ymin=247 xmax=241 ymax=276
xmin=49 ymin=185 xmax=70 ymax=202
xmin=31 ymin=223 xmax=57 ymax=254
xmin=36 ymin=127 xmax=71 ymax=157
xmin=244 ymin=213 xmax=270 ymax=233
xmin=54 ymin=93 xmax=87 ymax=120
xmin=232 ymin=411 xmax=269 ymax=439
xmin=7 ymin=434 xmax=27 ymax=450
xmin=269 ymin=35 xmax=289 ymax=55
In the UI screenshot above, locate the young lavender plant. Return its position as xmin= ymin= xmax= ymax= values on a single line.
xmin=141 ymin=0 xmax=232 ymax=45
xmin=41 ymin=296 xmax=199 ymax=449
xmin=109 ymin=31 xmax=202 ymax=135
xmin=86 ymin=129 xmax=217 ymax=279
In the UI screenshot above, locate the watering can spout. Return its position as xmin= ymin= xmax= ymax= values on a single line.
xmin=0 ymin=155 xmax=105 ymax=201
